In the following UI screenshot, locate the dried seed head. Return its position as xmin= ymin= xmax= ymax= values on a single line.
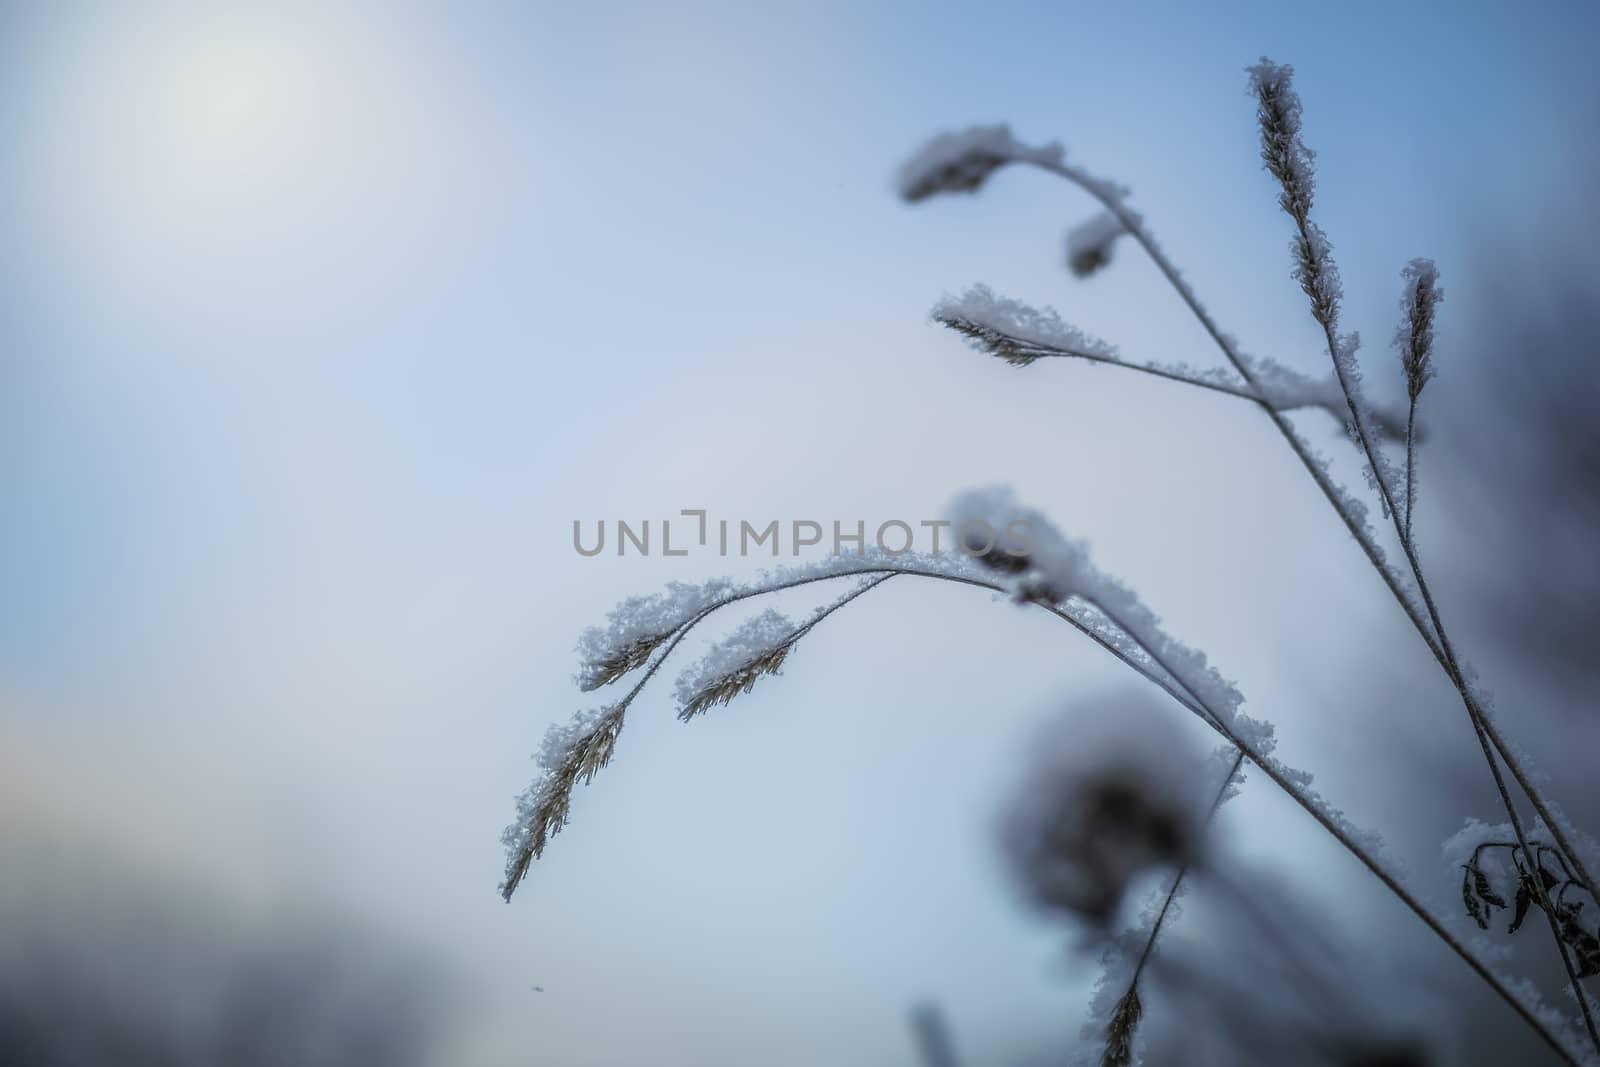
xmin=1395 ymin=259 xmax=1442 ymax=401
xmin=896 ymin=125 xmax=1063 ymax=203
xmin=678 ymin=640 xmax=794 ymax=720
xmin=936 ymin=314 xmax=1043 ymax=366
xmin=674 ymin=609 xmax=800 ymax=720
xmin=932 ymin=285 xmax=1118 ymax=368
xmin=1247 ymin=58 xmax=1314 ymax=222
xmin=501 ymin=704 xmax=626 ymax=899
xmin=1067 ymin=212 xmax=1128 ymax=279
xmin=947 ymin=485 xmax=1091 ymax=606
xmin=579 ymin=631 xmax=671 ymax=691
xmin=1002 ymin=698 xmax=1206 ymax=925
xmin=1102 ymin=985 xmax=1143 ymax=1067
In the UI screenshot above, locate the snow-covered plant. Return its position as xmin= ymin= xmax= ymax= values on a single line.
xmin=500 ymin=57 xmax=1600 ymax=1064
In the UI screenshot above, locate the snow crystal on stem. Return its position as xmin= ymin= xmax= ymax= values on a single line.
xmin=896 ymin=125 xmax=1063 ymax=203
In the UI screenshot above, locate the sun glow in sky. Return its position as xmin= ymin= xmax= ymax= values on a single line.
xmin=174 ymin=34 xmax=303 ymax=155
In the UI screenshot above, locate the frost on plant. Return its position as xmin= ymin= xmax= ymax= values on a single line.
xmin=576 ymin=579 xmax=735 ymax=691
xmin=1066 ymin=211 xmax=1127 ymax=278
xmin=501 ymin=704 xmax=625 ymax=898
xmin=674 ymin=608 xmax=799 ymax=719
xmin=1446 ymin=818 xmax=1600 ymax=977
xmin=1396 ymin=258 xmax=1443 ymax=402
xmin=502 ymin=54 xmax=1599 ymax=1067
xmin=896 ymin=124 xmax=1063 ymax=203
xmin=932 ymin=284 xmax=1118 ymax=365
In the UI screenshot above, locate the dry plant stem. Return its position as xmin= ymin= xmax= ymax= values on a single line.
xmin=1405 ymin=395 xmax=1419 ymax=545
xmin=996 ymin=345 xmax=1264 ymax=401
xmin=499 ymin=571 xmax=900 ymax=897
xmin=1086 ymin=598 xmax=1585 ymax=1067
xmin=1288 ymin=212 xmax=1600 ymax=1053
xmin=1023 ymin=156 xmax=1600 ymax=916
xmin=563 ymin=563 xmax=1579 ymax=1062
xmin=1113 ymin=750 xmax=1248 ymax=1033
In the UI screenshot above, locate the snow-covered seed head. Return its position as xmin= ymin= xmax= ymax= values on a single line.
xmin=501 ymin=704 xmax=626 ymax=900
xmin=1066 ymin=211 xmax=1127 ymax=279
xmin=579 ymin=631 xmax=671 ymax=691
xmin=1395 ymin=259 xmax=1442 ymax=401
xmin=896 ymin=125 xmax=1063 ymax=203
xmin=1001 ymin=698 xmax=1206 ymax=925
xmin=1248 ymin=59 xmax=1344 ymax=332
xmin=1247 ymin=58 xmax=1313 ymax=222
xmin=677 ymin=639 xmax=795 ymax=720
xmin=932 ymin=285 xmax=1119 ymax=368
xmin=947 ymin=486 xmax=1091 ymax=606
xmin=674 ymin=609 xmax=801 ymax=721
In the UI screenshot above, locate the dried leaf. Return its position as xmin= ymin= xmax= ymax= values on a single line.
xmin=1472 ymin=867 xmax=1506 ymax=910
xmin=1509 ymin=880 xmax=1532 ymax=934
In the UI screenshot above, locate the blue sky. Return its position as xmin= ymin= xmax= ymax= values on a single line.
xmin=4 ymin=3 xmax=1597 ymax=1063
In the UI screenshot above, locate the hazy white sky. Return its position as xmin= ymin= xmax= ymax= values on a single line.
xmin=4 ymin=3 xmax=1597 ymax=1063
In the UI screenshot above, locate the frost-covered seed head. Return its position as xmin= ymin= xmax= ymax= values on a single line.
xmin=896 ymin=125 xmax=1064 ymax=203
xmin=501 ymin=704 xmax=626 ymax=899
xmin=1395 ymin=259 xmax=1442 ymax=401
xmin=1066 ymin=212 xmax=1127 ymax=279
xmin=673 ymin=609 xmax=800 ymax=720
xmin=932 ymin=285 xmax=1118 ymax=367
xmin=1102 ymin=983 xmax=1143 ymax=1066
xmin=1247 ymin=58 xmax=1314 ymax=222
xmin=1248 ymin=59 xmax=1345 ymax=332
xmin=947 ymin=486 xmax=1090 ymax=605
xmin=580 ymin=632 xmax=670 ymax=691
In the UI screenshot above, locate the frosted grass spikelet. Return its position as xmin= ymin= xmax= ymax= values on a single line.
xmin=947 ymin=485 xmax=1091 ymax=603
xmin=501 ymin=704 xmax=626 ymax=899
xmin=1397 ymin=258 xmax=1443 ymax=402
xmin=675 ymin=609 xmax=799 ymax=720
xmin=1067 ymin=211 xmax=1128 ymax=278
xmin=896 ymin=125 xmax=1063 ymax=203
xmin=576 ymin=579 xmax=736 ymax=690
xmin=934 ymin=289 xmax=1419 ymax=442
xmin=932 ymin=284 xmax=1117 ymax=367
xmin=1247 ymin=59 xmax=1314 ymax=224
xmin=581 ymin=633 xmax=669 ymax=691
xmin=1102 ymin=985 xmax=1142 ymax=1067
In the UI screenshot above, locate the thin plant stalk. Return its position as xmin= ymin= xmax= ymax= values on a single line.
xmin=1405 ymin=394 xmax=1419 ymax=545
xmin=1247 ymin=61 xmax=1600 ymax=1044
xmin=1087 ymin=597 xmax=1584 ymax=1066
xmin=1101 ymin=749 xmax=1247 ymax=1066
xmin=1016 ymin=154 xmax=1600 ymax=918
xmin=529 ymin=562 xmax=1582 ymax=1063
